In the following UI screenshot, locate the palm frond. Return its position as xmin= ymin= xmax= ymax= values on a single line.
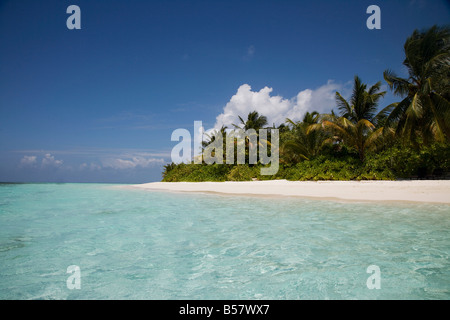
xmin=383 ymin=69 xmax=410 ymax=97
xmin=335 ymin=92 xmax=352 ymax=118
xmin=430 ymin=92 xmax=450 ymax=141
xmin=374 ymin=102 xmax=397 ymax=126
xmin=406 ymin=93 xmax=424 ymax=119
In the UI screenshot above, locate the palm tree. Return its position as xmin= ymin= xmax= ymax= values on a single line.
xmin=162 ymin=162 xmax=177 ymax=180
xmin=234 ymin=111 xmax=268 ymax=131
xmin=320 ymin=76 xmax=389 ymax=161
xmin=282 ymin=112 xmax=331 ymax=162
xmin=383 ymin=25 xmax=450 ymax=143
xmin=335 ymin=75 xmax=387 ymax=124
xmin=231 ymin=111 xmax=270 ymax=165
xmin=202 ymin=125 xmax=228 ymax=149
xmin=201 ymin=125 xmax=228 ymax=162
xmin=322 ymin=117 xmax=383 ymax=161
xmin=232 ymin=110 xmax=270 ymax=149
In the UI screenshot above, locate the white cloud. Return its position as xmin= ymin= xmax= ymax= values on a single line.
xmin=19 ymin=154 xmax=63 ymax=168
xmin=80 ymin=162 xmax=101 ymax=171
xmin=213 ymin=81 xmax=343 ymax=130
xmin=41 ymin=153 xmax=63 ymax=167
xmin=13 ymin=148 xmax=171 ymax=159
xmin=102 ymin=157 xmax=164 ymax=170
xmin=16 ymin=149 xmax=169 ymax=173
xmin=20 ymin=155 xmax=37 ymax=167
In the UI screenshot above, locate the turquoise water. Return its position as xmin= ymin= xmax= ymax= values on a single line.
xmin=0 ymin=183 xmax=449 ymax=300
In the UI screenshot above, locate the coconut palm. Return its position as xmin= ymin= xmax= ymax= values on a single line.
xmin=202 ymin=125 xmax=228 ymax=149
xmin=201 ymin=125 xmax=228 ymax=162
xmin=234 ymin=111 xmax=268 ymax=131
xmin=335 ymin=75 xmax=387 ymax=124
xmin=232 ymin=110 xmax=270 ymax=148
xmin=383 ymin=25 xmax=450 ymax=143
xmin=322 ymin=117 xmax=383 ymax=161
xmin=320 ymin=76 xmax=391 ymax=161
xmin=231 ymin=111 xmax=272 ymax=165
xmin=282 ymin=112 xmax=331 ymax=162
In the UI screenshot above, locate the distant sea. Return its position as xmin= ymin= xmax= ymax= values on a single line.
xmin=0 ymin=183 xmax=449 ymax=299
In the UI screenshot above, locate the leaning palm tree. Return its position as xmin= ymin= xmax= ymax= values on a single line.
xmin=383 ymin=25 xmax=450 ymax=143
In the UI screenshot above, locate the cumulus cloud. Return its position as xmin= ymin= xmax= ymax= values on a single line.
xmin=16 ymin=149 xmax=169 ymax=173
xmin=41 ymin=153 xmax=64 ymax=167
xmin=102 ymin=157 xmax=165 ymax=170
xmin=213 ymin=81 xmax=344 ymax=130
xmin=20 ymin=155 xmax=37 ymax=167
xmin=80 ymin=162 xmax=102 ymax=171
xmin=19 ymin=154 xmax=63 ymax=168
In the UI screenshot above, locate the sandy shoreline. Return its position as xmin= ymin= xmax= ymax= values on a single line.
xmin=126 ymin=180 xmax=450 ymax=204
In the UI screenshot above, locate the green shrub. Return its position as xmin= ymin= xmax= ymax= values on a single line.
xmin=162 ymin=163 xmax=233 ymax=182
xmin=364 ymin=142 xmax=450 ymax=178
xmin=226 ymin=165 xmax=257 ymax=181
xmin=161 ymin=142 xmax=449 ymax=181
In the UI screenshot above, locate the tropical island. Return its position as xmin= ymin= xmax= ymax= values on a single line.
xmin=161 ymin=25 xmax=450 ymax=183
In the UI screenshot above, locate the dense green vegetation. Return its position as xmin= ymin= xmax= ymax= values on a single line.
xmin=162 ymin=25 xmax=450 ymax=182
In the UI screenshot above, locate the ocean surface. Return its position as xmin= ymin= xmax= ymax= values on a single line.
xmin=0 ymin=183 xmax=449 ymax=300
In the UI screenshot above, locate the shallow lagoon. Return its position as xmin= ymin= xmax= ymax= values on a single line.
xmin=0 ymin=183 xmax=449 ymax=299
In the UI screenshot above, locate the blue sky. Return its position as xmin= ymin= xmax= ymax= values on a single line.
xmin=0 ymin=0 xmax=449 ymax=183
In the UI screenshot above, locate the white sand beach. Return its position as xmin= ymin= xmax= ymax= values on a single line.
xmin=128 ymin=180 xmax=450 ymax=204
